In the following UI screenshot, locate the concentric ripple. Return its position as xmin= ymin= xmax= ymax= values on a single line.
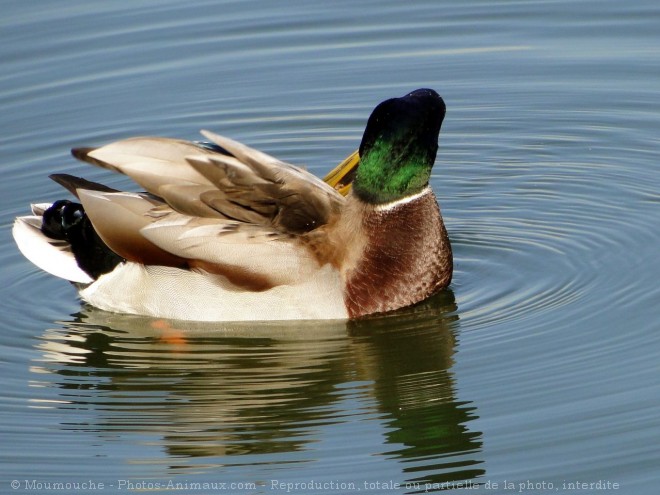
xmin=2 ymin=0 xmax=660 ymax=493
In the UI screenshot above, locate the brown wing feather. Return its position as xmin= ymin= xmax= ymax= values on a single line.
xmin=156 ymin=184 xmax=225 ymax=218
xmin=49 ymin=173 xmax=120 ymax=198
xmin=77 ymin=190 xmax=187 ymax=267
xmin=59 ymin=132 xmax=354 ymax=292
xmin=189 ymin=132 xmax=345 ymax=233
xmin=72 ymin=137 xmax=217 ymax=196
xmin=72 ymin=134 xmax=345 ymax=235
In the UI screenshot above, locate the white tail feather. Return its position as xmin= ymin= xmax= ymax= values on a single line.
xmin=31 ymin=203 xmax=52 ymax=216
xmin=12 ymin=216 xmax=93 ymax=284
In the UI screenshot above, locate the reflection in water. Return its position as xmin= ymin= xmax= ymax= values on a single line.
xmin=30 ymin=290 xmax=483 ymax=489
xmin=348 ymin=298 xmax=485 ymax=487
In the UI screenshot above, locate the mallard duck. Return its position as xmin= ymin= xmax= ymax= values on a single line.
xmin=13 ymin=88 xmax=452 ymax=321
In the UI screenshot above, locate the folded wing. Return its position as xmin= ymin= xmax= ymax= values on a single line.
xmin=69 ymin=131 xmax=347 ymax=289
xmin=74 ymin=131 xmax=345 ymax=234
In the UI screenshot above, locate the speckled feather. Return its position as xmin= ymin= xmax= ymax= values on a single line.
xmin=342 ymin=189 xmax=452 ymax=317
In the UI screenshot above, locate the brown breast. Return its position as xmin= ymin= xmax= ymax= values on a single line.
xmin=343 ymin=190 xmax=452 ymax=318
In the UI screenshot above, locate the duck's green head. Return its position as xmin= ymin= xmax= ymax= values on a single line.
xmin=353 ymin=88 xmax=445 ymax=204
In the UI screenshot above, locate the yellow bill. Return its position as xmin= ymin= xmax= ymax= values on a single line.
xmin=323 ymin=150 xmax=359 ymax=196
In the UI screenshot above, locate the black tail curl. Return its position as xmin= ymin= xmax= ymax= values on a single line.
xmin=41 ymin=200 xmax=123 ymax=280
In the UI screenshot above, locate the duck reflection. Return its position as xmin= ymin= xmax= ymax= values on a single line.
xmin=31 ymin=290 xmax=483 ymax=486
xmin=347 ymin=291 xmax=485 ymax=485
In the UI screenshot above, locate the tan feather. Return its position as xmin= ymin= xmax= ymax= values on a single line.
xmin=199 ymin=129 xmax=283 ymax=170
xmin=77 ymin=190 xmax=187 ymax=267
xmin=140 ymin=211 xmax=321 ymax=286
xmin=189 ymin=132 xmax=346 ymax=233
xmin=74 ymin=133 xmax=345 ymax=236
xmin=156 ymin=184 xmax=226 ymax=219
xmin=73 ymin=137 xmax=218 ymax=195
xmin=200 ymin=129 xmax=341 ymax=194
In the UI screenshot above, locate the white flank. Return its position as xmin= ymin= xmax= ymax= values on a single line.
xmin=79 ymin=262 xmax=348 ymax=322
xmin=12 ymin=216 xmax=93 ymax=284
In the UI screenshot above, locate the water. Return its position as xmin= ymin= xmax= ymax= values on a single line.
xmin=1 ymin=0 xmax=659 ymax=493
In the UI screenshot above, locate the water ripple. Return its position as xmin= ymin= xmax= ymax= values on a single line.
xmin=2 ymin=0 xmax=659 ymax=491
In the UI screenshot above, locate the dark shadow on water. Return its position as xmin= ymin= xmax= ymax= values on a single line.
xmin=31 ymin=289 xmax=484 ymax=490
